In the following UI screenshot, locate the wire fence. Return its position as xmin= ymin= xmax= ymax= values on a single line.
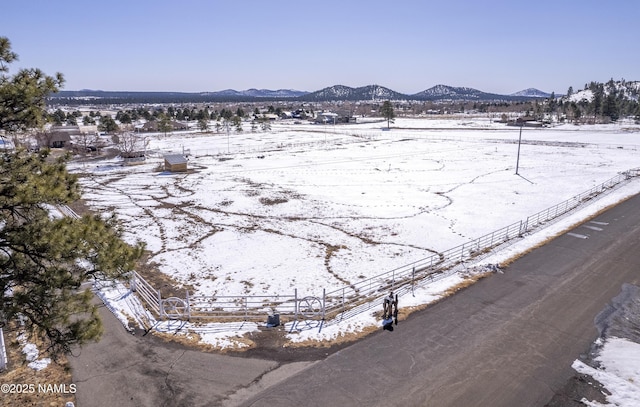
xmin=119 ymin=167 xmax=640 ymax=325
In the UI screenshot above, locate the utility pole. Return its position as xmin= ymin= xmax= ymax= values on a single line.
xmin=515 ymin=123 xmax=524 ymax=175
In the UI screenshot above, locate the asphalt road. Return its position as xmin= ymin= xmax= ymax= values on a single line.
xmin=70 ymin=193 xmax=640 ymax=407
xmin=236 ymin=194 xmax=640 ymax=407
xmin=69 ymin=303 xmax=283 ymax=406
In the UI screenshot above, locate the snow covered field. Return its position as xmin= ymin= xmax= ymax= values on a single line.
xmin=69 ymin=116 xmax=640 ymax=405
xmin=72 ymin=117 xmax=640 ymax=299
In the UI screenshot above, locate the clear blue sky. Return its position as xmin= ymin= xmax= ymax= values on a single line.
xmin=2 ymin=0 xmax=638 ymax=95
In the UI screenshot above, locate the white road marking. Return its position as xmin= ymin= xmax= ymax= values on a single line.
xmin=568 ymin=232 xmax=589 ymax=239
xmin=583 ymin=225 xmax=603 ymax=231
xmin=589 ymin=221 xmax=609 ymax=226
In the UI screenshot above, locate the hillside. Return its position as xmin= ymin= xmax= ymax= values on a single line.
xmin=565 ymin=80 xmax=640 ymax=103
xmin=300 ymin=84 xmax=407 ymax=101
xmin=48 ymin=81 xmax=638 ymax=105
xmin=510 ymin=88 xmax=551 ymax=98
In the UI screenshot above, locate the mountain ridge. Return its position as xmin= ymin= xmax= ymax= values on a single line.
xmin=50 ymin=85 xmax=558 ymax=103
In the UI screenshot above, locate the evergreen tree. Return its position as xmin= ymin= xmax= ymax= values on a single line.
xmin=566 ymin=86 xmax=574 ymax=97
xmin=546 ymin=92 xmax=557 ymax=114
xmin=591 ymin=85 xmax=604 ymax=119
xmin=98 ymin=114 xmax=119 ymax=133
xmin=1 ymin=38 xmax=63 ymax=138
xmin=0 ymin=37 xmax=144 ymax=355
xmin=157 ymin=113 xmax=173 ymax=136
xmin=116 ymin=111 xmax=132 ymax=124
xmin=232 ymin=115 xmax=243 ymax=132
xmin=380 ymin=100 xmax=395 ymax=129
xmin=50 ymin=109 xmax=66 ymax=126
xmin=571 ymin=102 xmax=582 ymax=122
xmin=66 ymin=112 xmax=77 ymax=125
xmin=197 ymin=117 xmax=209 ymax=132
xmin=602 ymin=92 xmax=619 ymax=121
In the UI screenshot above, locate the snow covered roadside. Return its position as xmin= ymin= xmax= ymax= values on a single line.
xmin=569 ymin=282 xmax=640 ymax=406
xmin=573 ymin=338 xmax=640 ymax=407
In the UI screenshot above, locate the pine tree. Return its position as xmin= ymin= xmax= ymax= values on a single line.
xmin=602 ymin=92 xmax=619 ymax=122
xmin=380 ymin=100 xmax=395 ymax=129
xmin=157 ymin=113 xmax=172 ymax=136
xmin=567 ymin=86 xmax=574 ymax=97
xmin=0 ymin=37 xmax=144 ymax=355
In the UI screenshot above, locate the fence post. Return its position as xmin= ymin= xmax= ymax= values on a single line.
xmin=322 ymin=289 xmax=326 ymax=320
xmin=412 ymin=267 xmax=415 ymax=296
xmin=392 ymin=269 xmax=395 ymax=291
xmin=130 ymin=272 xmax=137 ymax=292
xmin=185 ymin=290 xmax=190 ymax=320
xmin=520 ymin=218 xmax=529 ymax=235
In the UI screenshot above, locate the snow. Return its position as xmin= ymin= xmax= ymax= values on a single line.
xmin=67 ymin=116 xmax=640 ymax=403
xmin=17 ymin=333 xmax=51 ymax=371
xmin=74 ymin=118 xmax=640 ymax=301
xmin=573 ymin=338 xmax=640 ymax=406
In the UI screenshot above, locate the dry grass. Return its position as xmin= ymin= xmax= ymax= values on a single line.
xmin=135 ymin=253 xmax=195 ymax=299
xmin=0 ymin=325 xmax=76 ymax=407
xmin=151 ymin=330 xmax=256 ymax=353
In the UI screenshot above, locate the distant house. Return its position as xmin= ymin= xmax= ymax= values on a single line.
xmin=315 ymin=112 xmax=339 ymax=124
xmin=507 ymin=117 xmax=544 ymax=128
xmin=292 ymin=109 xmax=311 ymax=119
xmin=164 ymin=154 xmax=188 ymax=172
xmin=335 ymin=109 xmax=356 ymax=123
xmin=36 ymin=126 xmax=82 ymax=148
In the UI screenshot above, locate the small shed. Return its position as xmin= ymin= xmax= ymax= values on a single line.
xmin=164 ymin=154 xmax=188 ymax=172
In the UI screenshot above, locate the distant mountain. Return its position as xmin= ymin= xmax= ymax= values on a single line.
xmin=49 ymin=84 xmax=569 ymax=104
xmin=510 ymin=88 xmax=551 ymax=98
xmin=301 ymin=84 xmax=407 ymax=101
xmin=207 ymin=88 xmax=308 ymax=98
xmin=52 ymin=88 xmax=309 ymax=104
xmin=411 ymin=85 xmax=526 ymax=101
xmin=242 ymin=88 xmax=308 ymax=98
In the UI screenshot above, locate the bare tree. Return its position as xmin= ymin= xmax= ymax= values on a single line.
xmin=112 ymin=132 xmax=148 ymax=158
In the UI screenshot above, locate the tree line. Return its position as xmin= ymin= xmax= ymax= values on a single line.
xmin=557 ymin=79 xmax=640 ymax=123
